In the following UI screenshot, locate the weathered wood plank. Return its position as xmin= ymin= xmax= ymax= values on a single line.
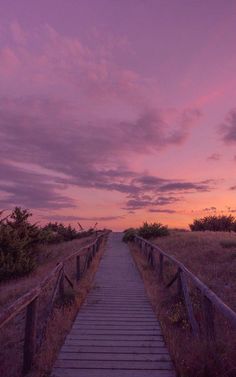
xmin=67 ymin=334 xmax=164 ymax=341
xmin=52 ymin=369 xmax=176 ymax=377
xmin=58 ymin=352 xmax=171 ymax=361
xmin=61 ymin=345 xmax=169 ymax=354
xmin=70 ymin=329 xmax=162 ymax=335
xmin=54 ymin=359 xmax=173 ymax=370
xmin=71 ymin=323 xmax=161 ymax=329
xmin=64 ymin=339 xmax=165 ymax=347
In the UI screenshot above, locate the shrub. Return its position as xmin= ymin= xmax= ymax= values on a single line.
xmin=189 ymin=215 xmax=236 ymax=232
xmin=137 ymin=222 xmax=169 ymax=239
xmin=42 ymin=222 xmax=77 ymax=243
xmin=0 ymin=207 xmax=38 ymax=280
xmin=122 ymin=228 xmax=136 ymax=243
xmin=42 ymin=223 xmax=94 ymax=243
xmin=0 ymin=208 xmax=96 ymax=281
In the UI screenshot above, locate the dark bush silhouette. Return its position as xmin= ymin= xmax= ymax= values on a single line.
xmin=189 ymin=215 xmax=236 ymax=232
xmin=123 ymin=222 xmax=169 ymax=242
xmin=137 ymin=221 xmax=169 ymax=239
xmin=0 ymin=207 xmax=39 ymax=280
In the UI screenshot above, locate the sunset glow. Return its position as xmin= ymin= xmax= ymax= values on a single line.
xmin=1 ymin=0 xmax=236 ymax=230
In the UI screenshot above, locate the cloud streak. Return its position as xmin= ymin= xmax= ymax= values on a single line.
xmin=220 ymin=109 xmax=236 ymax=143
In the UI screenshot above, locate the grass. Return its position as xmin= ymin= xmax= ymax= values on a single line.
xmin=152 ymin=230 xmax=236 ymax=311
xmin=0 ymin=235 xmax=106 ymax=377
xmin=0 ymin=234 xmax=95 ymax=307
xmin=130 ymin=231 xmax=236 ymax=377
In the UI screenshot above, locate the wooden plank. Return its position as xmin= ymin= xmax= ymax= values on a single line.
xmin=52 ymin=368 xmax=176 ymax=377
xmin=64 ymin=339 xmax=165 ymax=347
xmin=80 ymin=306 xmax=152 ymax=310
xmin=72 ymin=322 xmax=161 ymax=328
xmin=54 ymin=359 xmax=173 ymax=370
xmin=73 ymin=319 xmax=159 ymax=324
xmin=70 ymin=329 xmax=162 ymax=335
xmin=58 ymin=352 xmax=171 ymax=361
xmin=61 ymin=345 xmax=169 ymax=354
xmin=67 ymin=334 xmax=163 ymax=341
xmin=85 ymin=301 xmax=152 ymax=306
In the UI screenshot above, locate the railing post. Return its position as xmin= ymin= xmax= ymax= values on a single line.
xmin=87 ymin=248 xmax=91 ymax=268
xmin=159 ymin=253 xmax=163 ymax=282
xmin=93 ymin=244 xmax=96 ymax=256
xmin=23 ymin=296 xmax=38 ymax=374
xmin=76 ymin=255 xmax=80 ymax=281
xmin=149 ymin=248 xmax=154 ymax=268
xmin=177 ymin=268 xmax=182 ymax=296
xmin=202 ymin=294 xmax=215 ymax=341
xmin=59 ymin=269 xmax=65 ymax=298
xmin=179 ymin=269 xmax=199 ymax=337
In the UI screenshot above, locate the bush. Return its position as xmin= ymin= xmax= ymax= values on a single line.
xmin=122 ymin=228 xmax=136 ymax=243
xmin=137 ymin=222 xmax=169 ymax=239
xmin=189 ymin=215 xmax=236 ymax=232
xmin=0 ymin=208 xmax=96 ymax=281
xmin=0 ymin=207 xmax=38 ymax=280
xmin=42 ymin=223 xmax=95 ymax=243
xmin=42 ymin=222 xmax=77 ymax=243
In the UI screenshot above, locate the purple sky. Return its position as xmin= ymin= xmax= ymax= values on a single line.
xmin=0 ymin=0 xmax=236 ymax=229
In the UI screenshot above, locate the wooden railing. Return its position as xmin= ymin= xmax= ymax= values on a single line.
xmin=134 ymin=235 xmax=236 ymax=340
xmin=0 ymin=231 xmax=108 ymax=375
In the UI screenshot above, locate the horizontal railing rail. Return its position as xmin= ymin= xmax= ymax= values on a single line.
xmin=0 ymin=230 xmax=109 ymax=375
xmin=134 ymin=235 xmax=236 ymax=340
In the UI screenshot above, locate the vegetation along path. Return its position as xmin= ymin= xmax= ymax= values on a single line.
xmin=51 ymin=232 xmax=176 ymax=377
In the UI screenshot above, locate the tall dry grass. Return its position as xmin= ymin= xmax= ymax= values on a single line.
xmin=130 ymin=232 xmax=236 ymax=377
xmin=0 ymin=235 xmax=95 ymax=307
xmin=152 ymin=231 xmax=236 ymax=310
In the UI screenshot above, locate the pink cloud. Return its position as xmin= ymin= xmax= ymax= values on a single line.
xmin=0 ymin=47 xmax=19 ymax=76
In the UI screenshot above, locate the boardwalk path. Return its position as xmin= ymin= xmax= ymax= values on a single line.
xmin=52 ymin=232 xmax=176 ymax=377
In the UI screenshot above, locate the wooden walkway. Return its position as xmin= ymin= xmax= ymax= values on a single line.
xmin=51 ymin=232 xmax=176 ymax=377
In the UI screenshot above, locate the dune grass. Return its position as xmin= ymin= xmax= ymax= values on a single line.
xmin=152 ymin=231 xmax=236 ymax=310
xmin=130 ymin=231 xmax=236 ymax=377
